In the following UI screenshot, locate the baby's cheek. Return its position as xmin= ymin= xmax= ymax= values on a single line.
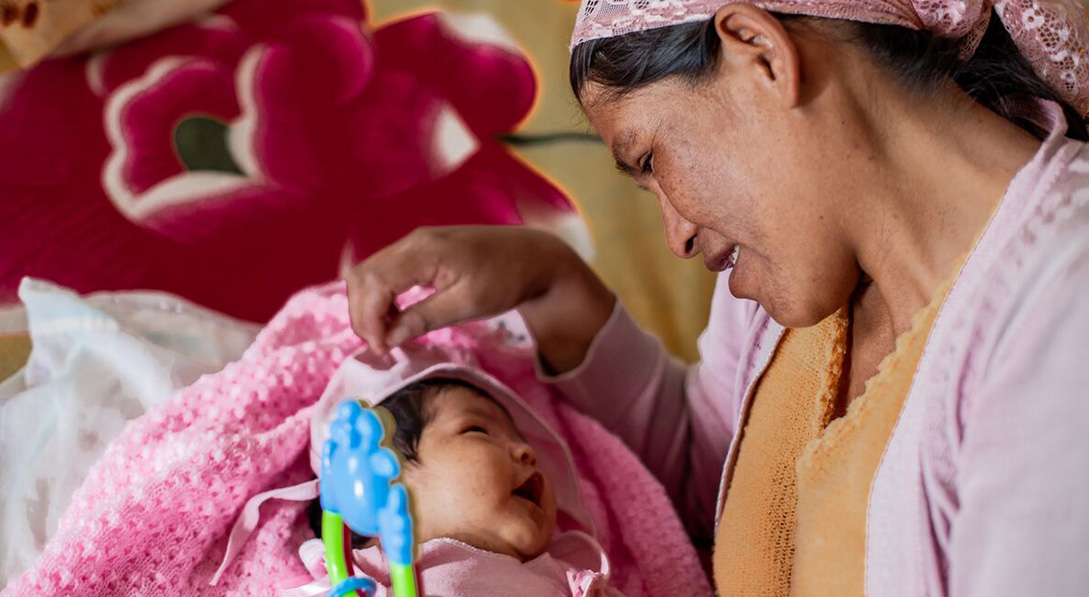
xmin=439 ymin=452 xmax=510 ymax=504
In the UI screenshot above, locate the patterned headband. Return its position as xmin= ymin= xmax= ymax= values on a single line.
xmin=571 ymin=0 xmax=1089 ymax=116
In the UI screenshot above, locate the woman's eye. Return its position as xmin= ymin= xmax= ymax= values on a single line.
xmin=640 ymin=152 xmax=654 ymax=176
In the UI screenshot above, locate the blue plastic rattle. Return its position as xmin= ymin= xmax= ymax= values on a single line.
xmin=320 ymin=400 xmax=419 ymax=597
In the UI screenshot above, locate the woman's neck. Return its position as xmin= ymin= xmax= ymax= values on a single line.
xmin=846 ymin=86 xmax=1043 ymax=337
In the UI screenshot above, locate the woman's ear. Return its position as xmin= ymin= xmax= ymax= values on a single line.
xmin=712 ymin=4 xmax=801 ymax=108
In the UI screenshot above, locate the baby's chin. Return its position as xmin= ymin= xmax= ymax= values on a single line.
xmin=438 ymin=521 xmax=552 ymax=562
xmin=502 ymin=516 xmax=555 ymax=562
xmin=431 ymin=500 xmax=557 ymax=561
xmin=510 ymin=536 xmax=551 ymax=562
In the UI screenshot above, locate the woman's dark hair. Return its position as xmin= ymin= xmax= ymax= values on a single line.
xmin=570 ymin=12 xmax=1088 ymax=141
xmin=306 ymin=377 xmax=491 ymax=546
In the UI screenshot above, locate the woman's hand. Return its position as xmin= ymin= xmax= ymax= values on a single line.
xmin=345 ymin=226 xmax=615 ymax=374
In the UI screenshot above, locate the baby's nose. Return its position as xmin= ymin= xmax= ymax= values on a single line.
xmin=512 ymin=442 xmax=537 ymax=467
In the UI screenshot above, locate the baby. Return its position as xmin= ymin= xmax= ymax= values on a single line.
xmin=309 ymin=376 xmax=558 ymax=561
xmin=298 ymin=345 xmax=618 ymax=597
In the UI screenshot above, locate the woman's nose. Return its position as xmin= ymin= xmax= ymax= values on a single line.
xmin=512 ymin=442 xmax=537 ymax=468
xmin=659 ymin=195 xmax=699 ymax=259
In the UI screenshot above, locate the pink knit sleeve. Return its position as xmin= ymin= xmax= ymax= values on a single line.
xmin=542 ymin=275 xmax=753 ymax=539
xmin=949 ymin=252 xmax=1089 ymax=596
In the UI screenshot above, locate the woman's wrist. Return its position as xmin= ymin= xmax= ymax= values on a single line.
xmin=519 ymin=241 xmax=615 ymax=374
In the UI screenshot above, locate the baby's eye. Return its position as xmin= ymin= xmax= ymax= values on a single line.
xmin=462 ymin=425 xmax=488 ymax=435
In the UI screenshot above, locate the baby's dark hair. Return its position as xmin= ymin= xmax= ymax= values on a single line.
xmin=381 ymin=377 xmax=486 ymax=462
xmin=307 ymin=377 xmax=494 ymax=545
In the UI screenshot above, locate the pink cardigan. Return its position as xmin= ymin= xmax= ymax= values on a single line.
xmin=547 ymin=107 xmax=1089 ymax=596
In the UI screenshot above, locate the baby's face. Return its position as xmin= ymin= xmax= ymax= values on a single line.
xmin=401 ymin=386 xmax=557 ymax=561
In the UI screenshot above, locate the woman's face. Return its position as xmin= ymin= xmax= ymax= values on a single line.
xmin=580 ymin=10 xmax=867 ymax=327
xmin=402 ymin=386 xmax=557 ymax=561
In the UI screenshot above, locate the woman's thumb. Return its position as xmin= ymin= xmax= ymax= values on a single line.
xmin=383 ymin=286 xmax=477 ymax=348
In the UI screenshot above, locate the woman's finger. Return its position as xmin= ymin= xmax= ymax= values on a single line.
xmin=384 ymin=280 xmax=481 ymax=348
xmin=346 ymin=267 xmax=395 ymax=354
xmin=346 ymin=238 xmax=441 ymax=352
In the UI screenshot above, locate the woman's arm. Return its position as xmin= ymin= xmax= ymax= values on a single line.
xmin=515 ymin=236 xmax=616 ymax=375
xmin=543 ymin=275 xmax=753 ymax=540
xmin=950 ymin=254 xmax=1089 ymax=596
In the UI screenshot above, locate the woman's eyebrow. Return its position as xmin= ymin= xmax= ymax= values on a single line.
xmin=614 ymin=157 xmax=637 ymax=176
xmin=611 ymin=131 xmax=638 ymax=176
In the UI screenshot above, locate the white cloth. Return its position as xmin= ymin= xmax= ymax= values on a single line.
xmin=0 ymin=278 xmax=259 ymax=585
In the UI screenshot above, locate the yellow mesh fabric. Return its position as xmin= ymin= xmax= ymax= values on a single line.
xmin=713 ymin=309 xmax=848 ymax=597
xmin=714 ymin=262 xmax=962 ymax=597
xmin=791 ymin=265 xmax=960 ymax=597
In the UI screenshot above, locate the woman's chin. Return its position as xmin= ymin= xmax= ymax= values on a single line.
xmin=730 ymin=267 xmax=838 ymax=328
xmin=765 ymin=295 xmax=842 ymax=329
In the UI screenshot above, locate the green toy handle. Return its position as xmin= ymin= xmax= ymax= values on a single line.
xmin=390 ymin=561 xmax=419 ymax=597
xmin=323 ymin=510 xmax=351 ymax=584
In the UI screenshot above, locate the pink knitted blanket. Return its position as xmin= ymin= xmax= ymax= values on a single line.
xmin=1 ymin=282 xmax=712 ymax=596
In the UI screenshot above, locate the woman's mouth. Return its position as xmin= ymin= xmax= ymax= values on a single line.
xmin=706 ymin=245 xmax=741 ymax=272
xmin=512 ymin=471 xmax=545 ymax=508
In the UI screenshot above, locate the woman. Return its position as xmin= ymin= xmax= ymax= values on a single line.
xmin=346 ymin=1 xmax=1089 ymax=595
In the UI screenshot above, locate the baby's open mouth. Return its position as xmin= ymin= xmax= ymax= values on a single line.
xmin=513 ymin=471 xmax=545 ymax=507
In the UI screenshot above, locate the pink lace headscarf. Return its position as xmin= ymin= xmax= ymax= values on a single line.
xmin=570 ymin=0 xmax=1089 ymax=116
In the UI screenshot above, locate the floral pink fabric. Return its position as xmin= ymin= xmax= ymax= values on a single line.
xmin=0 ymin=0 xmax=579 ymax=322
xmin=0 ymin=281 xmax=712 ymax=597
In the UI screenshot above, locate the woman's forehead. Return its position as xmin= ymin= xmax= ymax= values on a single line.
xmin=584 ymin=83 xmax=682 ymax=144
